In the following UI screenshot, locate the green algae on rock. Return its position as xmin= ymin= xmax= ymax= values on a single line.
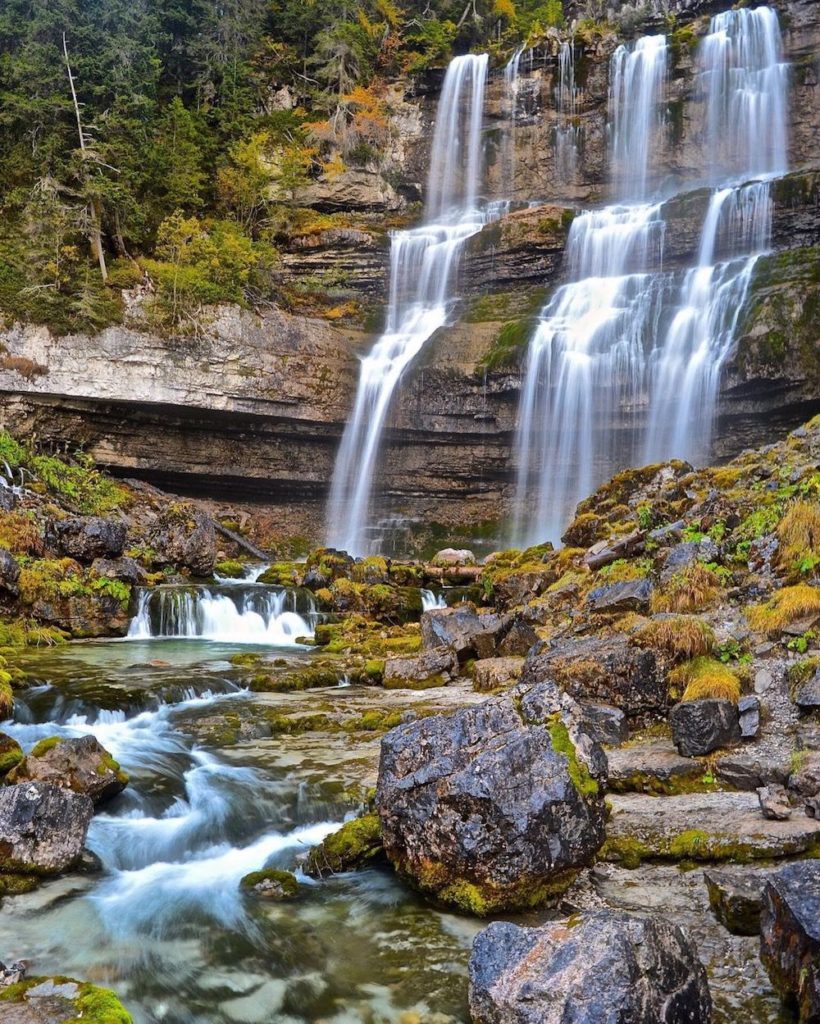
xmin=304 ymin=814 xmax=383 ymax=877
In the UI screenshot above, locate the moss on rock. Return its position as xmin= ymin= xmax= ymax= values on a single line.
xmin=304 ymin=813 xmax=383 ymax=876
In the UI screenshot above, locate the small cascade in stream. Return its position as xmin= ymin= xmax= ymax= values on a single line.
xmin=326 ymin=54 xmax=492 ymax=557
xmin=421 ymin=588 xmax=447 ymax=611
xmin=127 ymin=584 xmax=318 ymax=644
xmin=554 ymin=40 xmax=580 ymax=184
xmin=513 ymin=8 xmax=788 ymax=546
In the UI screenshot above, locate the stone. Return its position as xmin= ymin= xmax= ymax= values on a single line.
xmin=583 ymin=530 xmax=643 ymax=571
xmin=760 ymin=861 xmax=820 ymax=1023
xmin=376 ymin=682 xmax=607 ymax=915
xmin=579 ymin=703 xmax=629 ymax=746
xmin=661 ymin=539 xmax=720 ymax=582
xmin=0 ymin=733 xmax=24 ymax=777
xmin=0 ymin=548 xmax=20 ymax=596
xmin=788 ymin=751 xmax=820 ymax=801
xmin=757 ymin=784 xmax=792 ymax=821
xmin=304 ymin=814 xmax=383 ymax=877
xmin=794 ymin=668 xmax=820 ymax=712
xmin=90 ymin=556 xmax=147 ymax=586
xmin=150 ymin=505 xmax=216 ymax=577
xmin=704 ymin=868 xmax=771 ymax=936
xmin=497 ymin=618 xmax=539 ymax=657
xmin=670 ymin=699 xmax=741 ymax=757
xmin=754 ymin=668 xmax=774 ymax=694
xmin=468 ymin=911 xmax=712 ymax=1024
xmin=47 ymin=516 xmax=126 ymax=562
xmin=382 ymin=647 xmax=458 ymax=689
xmin=431 ymin=548 xmax=476 ymax=566
xmin=473 ymin=657 xmax=523 ymax=693
xmin=587 ymin=578 xmax=653 ymax=613
xmin=603 ymin=792 xmax=820 ymax=867
xmin=738 ymin=695 xmax=761 ymax=738
xmin=606 ymin=740 xmax=705 ymax=795
xmin=648 ymin=520 xmax=685 ymax=544
xmin=1 ymin=959 xmax=26 ymax=986
xmin=522 ymin=635 xmax=665 ymax=721
xmin=8 ymin=735 xmax=128 ymax=805
xmin=420 ymin=605 xmax=505 ymax=662
xmin=239 ymin=867 xmax=299 ymax=899
xmin=0 ymin=782 xmax=93 ymax=874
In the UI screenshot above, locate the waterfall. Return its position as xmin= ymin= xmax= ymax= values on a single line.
xmin=609 ymin=34 xmax=668 ymax=200
xmin=643 ymin=7 xmax=788 ymax=463
xmin=554 ymin=40 xmax=580 ymax=184
xmin=504 ymin=47 xmax=524 ymax=189
xmin=512 ymin=9 xmax=788 ymax=546
xmin=421 ymin=588 xmax=447 ymax=611
xmin=326 ymin=54 xmax=490 ymax=556
xmin=127 ymin=584 xmax=318 ymax=644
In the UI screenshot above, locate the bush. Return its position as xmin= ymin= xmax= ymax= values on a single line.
xmin=669 ymin=657 xmax=742 ymax=703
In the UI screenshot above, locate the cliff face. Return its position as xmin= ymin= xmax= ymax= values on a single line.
xmin=0 ymin=0 xmax=817 ymax=554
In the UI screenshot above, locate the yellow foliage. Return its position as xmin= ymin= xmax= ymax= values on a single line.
xmin=777 ymin=500 xmax=820 ymax=573
xmin=747 ymin=585 xmax=820 ymax=634
xmin=633 ymin=616 xmax=715 ymax=661
xmin=494 ymin=0 xmax=516 ymax=20
xmin=0 ymin=511 xmax=42 ymax=555
xmin=650 ymin=563 xmax=723 ymax=614
xmin=668 ymin=657 xmax=741 ymax=703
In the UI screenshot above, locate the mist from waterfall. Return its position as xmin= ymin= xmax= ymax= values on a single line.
xmin=326 ymin=54 xmax=490 ymax=556
xmin=513 ymin=7 xmax=788 ymax=547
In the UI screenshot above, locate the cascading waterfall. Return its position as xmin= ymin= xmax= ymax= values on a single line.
xmin=503 ymin=47 xmax=524 ymax=189
xmin=326 ymin=54 xmax=490 ymax=557
xmin=554 ymin=40 xmax=580 ymax=184
xmin=512 ymin=35 xmax=669 ymax=546
xmin=513 ymin=8 xmax=788 ymax=546
xmin=644 ymin=7 xmax=787 ymax=463
xmin=421 ymin=588 xmax=447 ymax=611
xmin=127 ymin=584 xmax=318 ymax=644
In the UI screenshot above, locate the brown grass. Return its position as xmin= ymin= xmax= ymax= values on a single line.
xmin=0 ymin=511 xmax=42 ymax=555
xmin=633 ymin=616 xmax=715 ymax=661
xmin=746 ymin=584 xmax=820 ymax=634
xmin=668 ymin=656 xmax=741 ymax=703
xmin=777 ymin=500 xmax=820 ymax=572
xmin=650 ymin=563 xmax=723 ymax=614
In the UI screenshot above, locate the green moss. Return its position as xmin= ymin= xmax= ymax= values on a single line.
xmin=239 ymin=867 xmax=299 ymax=897
xmin=214 ymin=559 xmax=245 ymax=578
xmin=0 ymin=735 xmax=23 ymax=775
xmin=548 ymin=716 xmax=599 ymax=798
xmin=31 ymin=735 xmax=62 ymax=758
xmin=480 ymin=318 xmax=535 ymax=371
xmin=414 ymin=862 xmax=580 ymax=916
xmin=304 ymin=814 xmax=383 ymax=875
xmin=97 ymin=750 xmax=129 ymax=786
xmin=600 ymin=828 xmax=787 ymax=867
xmin=789 ymin=657 xmax=820 ymax=689
xmin=74 ymin=983 xmax=133 ymax=1024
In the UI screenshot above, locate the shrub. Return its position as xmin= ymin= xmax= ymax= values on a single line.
xmin=650 ymin=563 xmax=724 ymax=614
xmin=747 ymin=585 xmax=820 ymax=635
xmin=777 ymin=500 xmax=820 ymax=576
xmin=633 ymin=616 xmax=715 ymax=661
xmin=669 ymin=657 xmax=741 ymax=703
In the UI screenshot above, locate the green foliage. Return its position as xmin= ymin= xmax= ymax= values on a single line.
xmin=30 ymin=452 xmax=127 ymax=514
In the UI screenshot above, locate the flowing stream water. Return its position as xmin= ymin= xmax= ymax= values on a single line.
xmin=512 ymin=7 xmax=788 ymax=545
xmin=326 ymin=54 xmax=492 ymax=557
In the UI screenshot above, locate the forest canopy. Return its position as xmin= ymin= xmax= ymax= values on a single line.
xmin=0 ymin=0 xmax=564 ymax=333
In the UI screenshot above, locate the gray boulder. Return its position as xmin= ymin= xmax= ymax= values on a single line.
xmin=376 ymin=682 xmax=607 ymax=915
xmin=8 ymin=735 xmax=128 ymax=805
xmin=0 ymin=782 xmax=93 ymax=874
xmin=48 ymin=516 xmax=126 ymax=562
xmin=420 ymin=605 xmax=506 ymax=662
xmin=760 ymin=861 xmax=820 ymax=1023
xmin=794 ymin=668 xmax=820 ymax=712
xmin=587 ymin=578 xmax=653 ymax=613
xmin=738 ymin=695 xmax=761 ymax=738
xmin=468 ymin=911 xmax=712 ymax=1024
xmin=150 ymin=506 xmax=215 ymax=576
xmin=0 ymin=548 xmax=20 ymax=596
xmin=704 ymin=868 xmax=771 ymax=935
xmin=670 ymin=699 xmax=741 ymax=757
xmin=91 ymin=556 xmax=147 ymax=586
xmin=580 ymin=702 xmax=629 ymax=746
xmin=382 ymin=647 xmax=458 ymax=689
xmin=757 ymin=784 xmax=792 ymax=821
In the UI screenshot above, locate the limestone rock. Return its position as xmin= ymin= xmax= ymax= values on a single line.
xmin=704 ymin=867 xmax=772 ymax=935
xmin=376 ymin=682 xmax=607 ymax=915
xmin=757 ymin=784 xmax=792 ymax=821
xmin=90 ymin=556 xmax=147 ymax=586
xmin=149 ymin=506 xmax=215 ymax=577
xmin=760 ymin=861 xmax=820 ymax=1023
xmin=0 ymin=548 xmax=20 ymax=596
xmin=670 ymin=699 xmax=741 ymax=757
xmin=432 ymin=548 xmax=476 ymax=566
xmin=8 ymin=735 xmax=128 ymax=805
xmin=606 ymin=739 xmax=704 ymax=795
xmin=303 ymin=814 xmax=383 ymax=877
xmin=239 ymin=867 xmax=299 ymax=899
xmin=382 ymin=647 xmax=458 ymax=689
xmin=587 ymin=578 xmax=653 ymax=613
xmin=579 ymin=703 xmax=629 ymax=746
xmin=794 ymin=667 xmax=820 ymax=712
xmin=420 ymin=605 xmax=506 ymax=662
xmin=468 ymin=911 xmax=712 ymax=1024
xmin=47 ymin=516 xmax=126 ymax=562
xmin=0 ymin=782 xmax=93 ymax=874
xmin=473 ymin=657 xmax=523 ymax=693
xmin=738 ymin=695 xmax=761 ymax=738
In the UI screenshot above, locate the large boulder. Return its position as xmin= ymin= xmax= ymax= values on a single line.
xmin=420 ymin=605 xmax=507 ymax=662
xmin=382 ymin=647 xmax=458 ymax=689
xmin=0 ymin=548 xmax=20 ymax=596
xmin=468 ymin=911 xmax=712 ymax=1024
xmin=670 ymin=699 xmax=741 ymax=757
xmin=522 ymin=635 xmax=665 ymax=721
xmin=47 ymin=517 xmax=126 ymax=562
xmin=149 ymin=505 xmax=215 ymax=577
xmin=376 ymin=682 xmax=607 ymax=915
xmin=760 ymin=861 xmax=820 ymax=1023
xmin=704 ymin=868 xmax=772 ymax=936
xmin=0 ymin=782 xmax=93 ymax=874
xmin=8 ymin=735 xmax=128 ymax=805
xmin=587 ymin=578 xmax=653 ymax=614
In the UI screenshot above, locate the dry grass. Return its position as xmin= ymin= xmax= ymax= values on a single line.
xmin=0 ymin=510 xmax=42 ymax=555
xmin=746 ymin=584 xmax=820 ymax=634
xmin=777 ymin=500 xmax=820 ymax=573
xmin=633 ymin=616 xmax=715 ymax=661
xmin=650 ymin=563 xmax=724 ymax=614
xmin=668 ymin=656 xmax=742 ymax=703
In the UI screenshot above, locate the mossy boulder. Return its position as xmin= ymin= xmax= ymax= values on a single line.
xmin=0 ymin=733 xmax=23 ymax=776
xmin=0 ymin=976 xmax=132 ymax=1023
xmin=8 ymin=735 xmax=128 ymax=805
xmin=239 ymin=867 xmax=300 ymax=899
xmin=376 ymin=682 xmax=607 ymax=915
xmin=304 ymin=814 xmax=383 ymax=877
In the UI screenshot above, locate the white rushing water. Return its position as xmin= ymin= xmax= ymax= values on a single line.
xmin=513 ymin=8 xmax=788 ymax=546
xmin=127 ymin=585 xmax=318 ymax=644
xmin=421 ymin=588 xmax=447 ymax=611
xmin=554 ymin=39 xmax=580 ymax=184
xmin=326 ymin=54 xmax=491 ymax=556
